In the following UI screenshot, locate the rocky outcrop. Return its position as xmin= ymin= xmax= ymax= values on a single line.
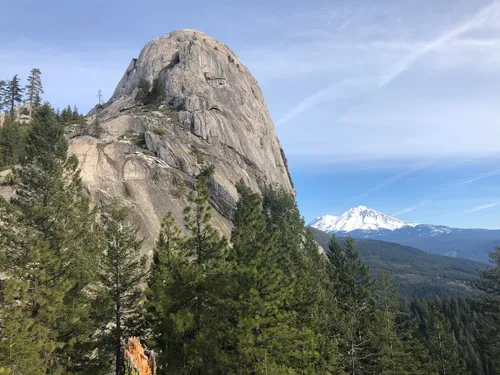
xmin=71 ymin=29 xmax=293 ymax=252
xmin=0 ymin=106 xmax=31 ymax=128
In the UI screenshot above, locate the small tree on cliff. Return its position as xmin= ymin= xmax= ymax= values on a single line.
xmin=4 ymin=75 xmax=23 ymax=120
xmin=25 ymin=68 xmax=43 ymax=118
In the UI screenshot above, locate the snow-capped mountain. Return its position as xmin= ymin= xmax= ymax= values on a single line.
xmin=310 ymin=206 xmax=417 ymax=233
xmin=308 ymin=215 xmax=339 ymax=232
xmin=308 ymin=206 xmax=500 ymax=262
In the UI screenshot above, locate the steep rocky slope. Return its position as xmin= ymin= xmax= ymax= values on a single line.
xmin=69 ymin=30 xmax=293 ymax=251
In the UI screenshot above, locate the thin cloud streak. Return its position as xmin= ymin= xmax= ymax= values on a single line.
xmin=277 ymin=1 xmax=500 ymax=126
xmin=392 ymin=199 xmax=432 ymax=217
xmin=439 ymin=167 xmax=500 ymax=188
xmin=353 ymin=162 xmax=431 ymax=201
xmin=462 ymin=201 xmax=500 ymax=214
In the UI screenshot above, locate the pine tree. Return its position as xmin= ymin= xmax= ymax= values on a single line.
xmin=0 ymin=231 xmax=74 ymax=374
xmin=145 ymin=212 xmax=185 ymax=373
xmin=0 ymin=119 xmax=27 ymax=166
xmin=146 ymin=166 xmax=230 ymax=374
xmin=147 ymin=78 xmax=166 ymax=105
xmin=261 ymin=187 xmax=324 ymax=328
xmin=402 ymin=329 xmax=438 ymax=375
xmin=426 ymin=308 xmax=470 ymax=375
xmin=0 ymin=201 xmax=51 ymax=374
xmin=33 ymin=92 xmax=42 ymax=109
xmin=93 ymin=117 xmax=103 ymax=138
xmin=476 ymin=247 xmax=500 ymax=373
xmin=262 ymin=187 xmax=341 ymax=372
xmin=25 ymin=68 xmax=43 ymax=118
xmin=61 ymin=104 xmax=73 ymax=124
xmin=5 ymin=75 xmax=23 ymax=120
xmin=93 ymin=202 xmax=146 ymax=375
xmin=72 ymin=105 xmax=79 ymax=120
xmin=230 ymin=183 xmax=319 ymax=374
xmin=0 ymin=80 xmax=6 ymax=112
xmin=179 ymin=165 xmax=230 ymax=374
xmin=8 ymin=104 xmax=103 ymax=372
xmin=303 ymin=228 xmax=341 ymax=374
xmin=372 ymin=272 xmax=407 ymax=375
xmin=328 ymin=236 xmax=376 ymax=375
xmin=136 ymin=79 xmax=151 ymax=104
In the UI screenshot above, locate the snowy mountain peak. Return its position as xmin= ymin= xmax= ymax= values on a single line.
xmin=309 ymin=206 xmax=417 ymax=233
xmin=309 ymin=215 xmax=339 ymax=233
xmin=355 ymin=205 xmax=368 ymax=210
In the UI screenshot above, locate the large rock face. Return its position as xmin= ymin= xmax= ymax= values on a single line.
xmin=70 ymin=29 xmax=293 ymax=251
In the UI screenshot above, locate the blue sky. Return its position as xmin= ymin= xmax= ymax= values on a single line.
xmin=2 ymin=0 xmax=500 ymax=228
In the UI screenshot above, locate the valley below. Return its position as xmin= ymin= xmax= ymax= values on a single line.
xmin=310 ymin=227 xmax=488 ymax=298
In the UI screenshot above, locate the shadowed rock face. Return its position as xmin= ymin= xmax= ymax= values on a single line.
xmin=70 ymin=29 xmax=294 ymax=252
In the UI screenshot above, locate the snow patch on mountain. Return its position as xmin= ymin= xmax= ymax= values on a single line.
xmin=310 ymin=206 xmax=417 ymax=233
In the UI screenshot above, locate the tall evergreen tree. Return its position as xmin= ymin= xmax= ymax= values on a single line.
xmin=33 ymin=91 xmax=42 ymax=109
xmin=8 ymin=104 xmax=103 ymax=372
xmin=426 ymin=309 xmax=470 ymax=375
xmin=0 ymin=80 xmax=6 ymax=112
xmin=230 ymin=183 xmax=319 ymax=374
xmin=262 ymin=186 xmax=341 ymax=373
xmin=0 ymin=200 xmax=63 ymax=374
xmin=0 ymin=119 xmax=27 ymax=166
xmin=425 ymin=297 xmax=490 ymax=375
xmin=0 ymin=225 xmax=74 ymax=374
xmin=145 ymin=212 xmax=184 ymax=373
xmin=136 ymin=79 xmax=151 ymax=104
xmin=261 ymin=187 xmax=326 ymax=330
xmin=25 ymin=68 xmax=43 ymax=118
xmin=72 ymin=105 xmax=80 ymax=120
xmin=60 ymin=104 xmax=73 ymax=124
xmin=328 ymin=236 xmax=376 ymax=375
xmin=146 ymin=166 xmax=230 ymax=374
xmin=93 ymin=202 xmax=146 ymax=375
xmin=5 ymin=75 xmax=23 ymax=120
xmin=476 ymin=246 xmax=500 ymax=373
xmin=401 ymin=328 xmax=438 ymax=375
xmin=372 ymin=272 xmax=407 ymax=375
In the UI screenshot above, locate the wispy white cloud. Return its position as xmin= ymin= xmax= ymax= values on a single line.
xmin=275 ymin=78 xmax=376 ymax=126
xmin=439 ymin=167 xmax=500 ymax=188
xmin=392 ymin=199 xmax=432 ymax=216
xmin=276 ymin=1 xmax=500 ymax=126
xmin=353 ymin=162 xmax=432 ymax=200
xmin=462 ymin=201 xmax=500 ymax=213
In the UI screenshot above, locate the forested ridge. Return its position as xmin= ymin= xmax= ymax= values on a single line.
xmin=0 ymin=74 xmax=499 ymax=375
xmin=311 ymin=227 xmax=487 ymax=299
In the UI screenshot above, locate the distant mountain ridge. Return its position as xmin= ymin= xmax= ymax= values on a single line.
xmin=309 ymin=206 xmax=500 ymax=262
xmin=309 ymin=227 xmax=487 ymax=298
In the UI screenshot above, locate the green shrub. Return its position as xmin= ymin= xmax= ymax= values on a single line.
xmin=152 ymin=126 xmax=167 ymax=136
xmin=135 ymin=79 xmax=151 ymax=104
xmin=136 ymin=78 xmax=165 ymax=106
xmin=93 ymin=117 xmax=103 ymax=138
